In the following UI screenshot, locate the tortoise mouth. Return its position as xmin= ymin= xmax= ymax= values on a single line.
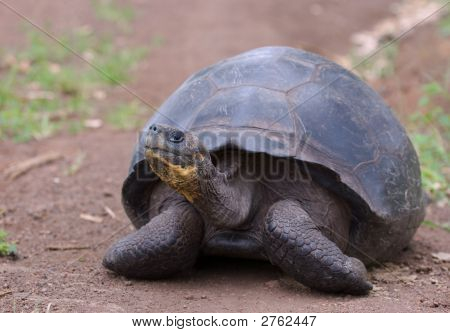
xmin=145 ymin=147 xmax=191 ymax=159
xmin=145 ymin=147 xmax=196 ymax=170
xmin=145 ymin=146 xmax=175 ymax=155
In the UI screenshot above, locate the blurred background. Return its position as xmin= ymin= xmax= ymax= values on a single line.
xmin=0 ymin=0 xmax=449 ymax=312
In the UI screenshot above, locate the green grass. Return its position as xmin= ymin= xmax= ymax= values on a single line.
xmin=92 ymin=0 xmax=135 ymax=30
xmin=0 ymin=229 xmax=17 ymax=257
xmin=93 ymin=39 xmax=148 ymax=84
xmin=106 ymin=101 xmax=146 ymax=130
xmin=408 ymin=79 xmax=450 ymax=203
xmin=65 ymin=151 xmax=86 ymax=176
xmin=0 ymin=24 xmax=150 ymax=142
xmin=438 ymin=8 xmax=450 ymax=37
xmin=422 ymin=220 xmax=450 ymax=233
xmin=352 ymin=44 xmax=399 ymax=81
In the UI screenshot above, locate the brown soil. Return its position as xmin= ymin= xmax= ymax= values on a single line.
xmin=0 ymin=0 xmax=449 ymax=312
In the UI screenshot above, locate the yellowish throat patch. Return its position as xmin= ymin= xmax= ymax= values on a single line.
xmin=145 ymin=150 xmax=200 ymax=202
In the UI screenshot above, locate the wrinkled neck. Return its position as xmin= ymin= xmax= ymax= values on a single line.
xmin=192 ymin=157 xmax=254 ymax=228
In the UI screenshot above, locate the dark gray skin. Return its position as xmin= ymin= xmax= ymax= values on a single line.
xmin=103 ymin=124 xmax=372 ymax=294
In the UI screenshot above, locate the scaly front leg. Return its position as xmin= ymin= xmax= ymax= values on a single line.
xmin=263 ymin=199 xmax=372 ymax=294
xmin=103 ymin=199 xmax=203 ymax=279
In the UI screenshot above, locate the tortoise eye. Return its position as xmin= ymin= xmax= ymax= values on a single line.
xmin=169 ymin=130 xmax=185 ymax=143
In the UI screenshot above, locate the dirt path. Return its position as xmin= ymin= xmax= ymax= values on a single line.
xmin=1 ymin=0 xmax=449 ymax=312
xmin=0 ymin=0 xmax=398 ymax=104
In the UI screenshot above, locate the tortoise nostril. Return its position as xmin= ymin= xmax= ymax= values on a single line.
xmin=169 ymin=130 xmax=185 ymax=143
xmin=149 ymin=125 xmax=159 ymax=133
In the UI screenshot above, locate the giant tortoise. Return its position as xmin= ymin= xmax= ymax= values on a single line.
xmin=103 ymin=47 xmax=425 ymax=294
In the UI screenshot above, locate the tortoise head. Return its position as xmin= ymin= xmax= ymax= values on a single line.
xmin=144 ymin=124 xmax=209 ymax=201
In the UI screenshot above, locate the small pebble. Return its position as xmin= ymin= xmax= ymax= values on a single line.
xmin=264 ymin=280 xmax=279 ymax=289
xmin=415 ymin=266 xmax=432 ymax=274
